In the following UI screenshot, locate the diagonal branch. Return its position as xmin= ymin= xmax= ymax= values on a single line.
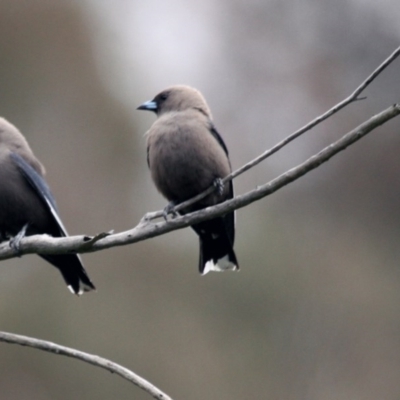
xmin=2 ymin=42 xmax=398 ymax=400
xmin=141 ymin=45 xmax=400 ymax=220
xmin=0 ymin=331 xmax=174 ymax=400
xmin=0 ymin=103 xmax=398 ymax=260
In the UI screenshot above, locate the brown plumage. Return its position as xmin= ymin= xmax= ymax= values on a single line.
xmin=0 ymin=117 xmax=95 ymax=295
xmin=138 ymin=85 xmax=238 ymax=273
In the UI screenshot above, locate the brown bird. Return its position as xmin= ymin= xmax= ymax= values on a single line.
xmin=137 ymin=85 xmax=238 ymax=274
xmin=0 ymin=117 xmax=95 ymax=295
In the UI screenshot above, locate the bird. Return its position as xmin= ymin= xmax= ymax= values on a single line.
xmin=137 ymin=85 xmax=238 ymax=274
xmin=0 ymin=117 xmax=95 ymax=295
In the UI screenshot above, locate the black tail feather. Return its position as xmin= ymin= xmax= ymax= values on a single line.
xmin=198 ymin=234 xmax=238 ymax=274
xmin=193 ymin=217 xmax=238 ymax=274
xmin=40 ymin=254 xmax=95 ymax=295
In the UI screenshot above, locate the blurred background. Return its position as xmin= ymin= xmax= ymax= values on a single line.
xmin=0 ymin=1 xmax=399 ymax=399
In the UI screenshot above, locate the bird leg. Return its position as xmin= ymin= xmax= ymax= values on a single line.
xmin=213 ymin=178 xmax=224 ymax=196
xmin=163 ymin=201 xmax=178 ymax=221
xmin=9 ymin=224 xmax=28 ymax=256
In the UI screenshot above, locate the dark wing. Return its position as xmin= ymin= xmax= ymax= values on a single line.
xmin=10 ymin=152 xmax=68 ymax=237
xmin=10 ymin=152 xmax=95 ymax=295
xmin=147 ymin=144 xmax=150 ymax=168
xmin=209 ymin=124 xmax=235 ymax=245
xmin=209 ymin=123 xmax=229 ymax=156
xmin=223 ymin=180 xmax=235 ymax=245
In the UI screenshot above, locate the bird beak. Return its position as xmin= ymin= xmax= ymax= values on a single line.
xmin=137 ymin=100 xmax=158 ymax=112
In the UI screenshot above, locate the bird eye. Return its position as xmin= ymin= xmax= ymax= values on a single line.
xmin=159 ymin=93 xmax=168 ymax=101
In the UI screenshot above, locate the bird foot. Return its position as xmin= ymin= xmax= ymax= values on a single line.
xmin=9 ymin=224 xmax=28 ymax=257
xmin=213 ymin=178 xmax=224 ymax=196
xmin=162 ymin=201 xmax=178 ymax=221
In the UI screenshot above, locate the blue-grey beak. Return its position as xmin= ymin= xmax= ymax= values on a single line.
xmin=137 ymin=100 xmax=158 ymax=112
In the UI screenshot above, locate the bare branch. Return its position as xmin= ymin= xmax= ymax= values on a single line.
xmin=143 ymin=45 xmax=400 ymax=219
xmin=0 ymin=47 xmax=398 ymax=261
xmin=0 ymin=103 xmax=398 ymax=260
xmin=1 ymin=47 xmax=398 ymax=400
xmin=0 ymin=331 xmax=174 ymax=400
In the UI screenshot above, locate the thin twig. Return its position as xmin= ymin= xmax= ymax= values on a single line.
xmin=0 ymin=104 xmax=398 ymax=260
xmin=141 ymin=45 xmax=400 ymax=219
xmin=0 ymin=331 xmax=173 ymax=400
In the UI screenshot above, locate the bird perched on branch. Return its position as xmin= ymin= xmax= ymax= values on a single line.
xmin=0 ymin=117 xmax=95 ymax=295
xmin=138 ymin=85 xmax=238 ymax=274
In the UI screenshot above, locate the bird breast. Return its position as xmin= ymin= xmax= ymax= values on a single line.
xmin=147 ymin=113 xmax=230 ymax=204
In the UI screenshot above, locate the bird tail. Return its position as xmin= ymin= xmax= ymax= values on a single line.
xmin=40 ymin=254 xmax=96 ymax=295
xmin=195 ymin=218 xmax=239 ymax=275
